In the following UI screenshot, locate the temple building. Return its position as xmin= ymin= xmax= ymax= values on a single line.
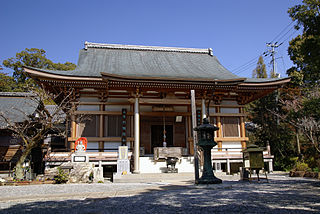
xmin=24 ymin=42 xmax=290 ymax=175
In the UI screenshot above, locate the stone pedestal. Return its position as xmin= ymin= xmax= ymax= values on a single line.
xmin=116 ymin=146 xmax=131 ymax=175
xmin=61 ymin=162 xmax=94 ymax=183
xmin=71 ymin=152 xmax=89 ymax=163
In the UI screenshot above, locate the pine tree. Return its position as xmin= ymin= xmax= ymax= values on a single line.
xmin=2 ymin=48 xmax=76 ymax=91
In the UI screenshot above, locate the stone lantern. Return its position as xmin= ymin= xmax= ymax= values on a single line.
xmin=194 ymin=118 xmax=222 ymax=184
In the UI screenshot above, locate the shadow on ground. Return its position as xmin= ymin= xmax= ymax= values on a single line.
xmin=2 ymin=177 xmax=320 ymax=214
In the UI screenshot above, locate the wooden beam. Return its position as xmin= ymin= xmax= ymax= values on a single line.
xmin=129 ymin=98 xmax=202 ymax=105
xmin=73 ymin=102 xmax=131 ymax=105
xmin=75 ymin=111 xmax=134 ymax=116
xmin=211 ymin=113 xmax=247 ymax=117
xmin=214 ymin=137 xmax=249 ymax=142
xmin=68 ymin=137 xmax=134 ymax=142
xmin=140 ymin=112 xmax=191 ymax=117
xmin=209 ymin=104 xmax=245 ymax=108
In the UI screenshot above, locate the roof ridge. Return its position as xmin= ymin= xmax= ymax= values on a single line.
xmin=84 ymin=41 xmax=213 ymax=55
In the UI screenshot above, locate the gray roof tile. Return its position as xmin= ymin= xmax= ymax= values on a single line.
xmin=24 ymin=42 xmax=289 ymax=83
xmin=27 ymin=42 xmax=240 ymax=80
xmin=0 ymin=92 xmax=38 ymax=129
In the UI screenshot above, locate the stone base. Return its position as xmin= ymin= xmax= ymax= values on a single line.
xmin=65 ymin=162 xmax=94 ymax=183
xmin=164 ymin=168 xmax=178 ymax=173
xmin=196 ymin=176 xmax=222 ymax=184
xmin=44 ymin=162 xmax=105 ymax=183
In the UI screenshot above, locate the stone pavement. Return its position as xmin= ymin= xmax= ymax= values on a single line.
xmin=0 ymin=173 xmax=320 ymax=213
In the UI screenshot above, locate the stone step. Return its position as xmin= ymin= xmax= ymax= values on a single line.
xmin=113 ymin=172 xmax=195 ymax=183
xmin=139 ymin=156 xmax=195 ymax=173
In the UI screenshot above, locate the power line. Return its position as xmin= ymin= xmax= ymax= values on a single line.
xmin=275 ymin=26 xmax=296 ymax=44
xmin=233 ymin=61 xmax=259 ymax=75
xmin=270 ymin=21 xmax=295 ymax=44
xmin=231 ymin=21 xmax=298 ymax=77
xmin=279 ymin=30 xmax=299 ymax=44
xmin=230 ymin=54 xmax=262 ymax=74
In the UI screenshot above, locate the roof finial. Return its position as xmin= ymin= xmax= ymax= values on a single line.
xmin=208 ymin=48 xmax=213 ymax=56
xmin=84 ymin=41 xmax=88 ymax=50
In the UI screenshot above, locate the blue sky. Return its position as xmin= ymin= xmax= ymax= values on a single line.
xmin=1 ymin=0 xmax=302 ymax=78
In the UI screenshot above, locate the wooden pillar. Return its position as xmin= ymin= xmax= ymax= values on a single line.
xmin=65 ymin=116 xmax=69 ymax=150
xmin=240 ymin=107 xmax=247 ymax=149
xmin=186 ymin=106 xmax=193 ymax=155
xmin=187 ymin=115 xmax=193 ymax=155
xmin=185 ymin=113 xmax=189 ymax=154
xmin=226 ymin=157 xmax=231 ymax=175
xmin=133 ymin=92 xmax=140 ymax=174
xmin=99 ymin=104 xmax=105 ymax=152
xmin=216 ymin=106 xmax=222 ymax=151
xmin=70 ymin=104 xmax=76 ymax=152
xmin=191 ymin=90 xmax=200 ymax=181
xmin=201 ymin=98 xmax=206 ymax=119
xmin=130 ymin=104 xmax=134 ymax=150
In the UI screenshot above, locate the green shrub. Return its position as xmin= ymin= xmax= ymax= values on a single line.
xmin=294 ymin=161 xmax=311 ymax=172
xmin=54 ymin=167 xmax=69 ymax=184
xmin=279 ymin=157 xmax=299 ymax=172
xmin=89 ymin=172 xmax=94 ymax=182
xmin=98 ymin=180 xmax=104 ymax=183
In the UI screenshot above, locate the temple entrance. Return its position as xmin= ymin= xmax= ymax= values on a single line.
xmin=140 ymin=116 xmax=187 ymax=154
xmin=151 ymin=125 xmax=173 ymax=153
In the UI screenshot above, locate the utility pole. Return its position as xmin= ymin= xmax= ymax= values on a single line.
xmin=266 ymin=42 xmax=281 ymax=126
xmin=266 ymin=42 xmax=281 ymax=78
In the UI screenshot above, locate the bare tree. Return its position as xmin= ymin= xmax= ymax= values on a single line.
xmin=0 ymin=88 xmax=77 ymax=180
xmin=277 ymin=87 xmax=320 ymax=154
xmin=296 ymin=117 xmax=320 ymax=153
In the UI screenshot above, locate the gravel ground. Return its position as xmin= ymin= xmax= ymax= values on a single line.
xmin=0 ymin=173 xmax=320 ymax=214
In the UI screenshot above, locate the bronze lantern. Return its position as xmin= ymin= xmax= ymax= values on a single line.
xmin=194 ymin=118 xmax=222 ymax=184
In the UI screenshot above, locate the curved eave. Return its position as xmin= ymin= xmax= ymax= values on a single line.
xmin=240 ymin=77 xmax=291 ymax=87
xmin=23 ymin=67 xmax=103 ymax=82
xmin=101 ymin=72 xmax=246 ymax=84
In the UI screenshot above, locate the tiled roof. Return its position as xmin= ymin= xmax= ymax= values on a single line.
xmin=25 ymin=42 xmax=240 ymax=80
xmin=0 ymin=92 xmax=38 ymax=129
xmin=244 ymin=78 xmax=288 ymax=83
xmin=24 ymin=42 xmax=290 ymax=84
